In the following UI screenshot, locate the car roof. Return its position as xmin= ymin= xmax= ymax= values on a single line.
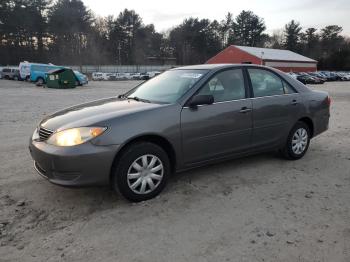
xmin=172 ymin=63 xmax=271 ymax=71
xmin=172 ymin=64 xmax=240 ymax=70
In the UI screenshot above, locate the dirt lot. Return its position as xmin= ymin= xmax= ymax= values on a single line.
xmin=0 ymin=79 xmax=349 ymax=262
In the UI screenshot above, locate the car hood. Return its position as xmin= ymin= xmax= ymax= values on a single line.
xmin=40 ymin=97 xmax=165 ymax=131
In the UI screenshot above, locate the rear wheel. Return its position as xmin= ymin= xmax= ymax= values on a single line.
xmin=36 ymin=77 xmax=44 ymax=85
xmin=112 ymin=142 xmax=170 ymax=202
xmin=281 ymin=121 xmax=311 ymax=160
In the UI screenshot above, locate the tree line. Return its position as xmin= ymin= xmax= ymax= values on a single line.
xmin=1 ymin=0 xmax=349 ymax=70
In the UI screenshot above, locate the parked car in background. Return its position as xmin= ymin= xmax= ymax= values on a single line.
xmin=90 ymin=71 xmax=164 ymax=81
xmin=92 ymin=72 xmax=104 ymax=81
xmin=147 ymin=71 xmax=161 ymax=78
xmin=140 ymin=73 xmax=150 ymax=80
xmin=73 ymin=71 xmax=88 ymax=85
xmin=295 ymin=75 xmax=307 ymax=84
xmin=117 ymin=73 xmax=129 ymax=80
xmin=308 ymin=72 xmax=327 ymax=82
xmin=320 ymin=72 xmax=338 ymax=81
xmin=330 ymin=72 xmax=341 ymax=80
xmin=297 ymin=75 xmax=324 ymax=85
xmin=295 ymin=72 xmax=309 ymax=77
xmin=106 ymin=73 xmax=117 ymax=80
xmin=131 ymin=73 xmax=141 ymax=80
xmin=29 ymin=64 xmax=330 ymax=202
xmin=321 ymin=72 xmax=336 ymax=81
xmin=1 ymin=67 xmax=21 ymax=80
xmin=109 ymin=73 xmax=132 ymax=81
xmin=334 ymin=72 xmax=350 ymax=81
xmin=291 ymin=71 xmax=350 ymax=83
xmin=339 ymin=73 xmax=350 ymax=81
xmin=92 ymin=72 xmax=124 ymax=81
xmin=287 ymin=72 xmax=298 ymax=79
xmin=124 ymin=73 xmax=134 ymax=80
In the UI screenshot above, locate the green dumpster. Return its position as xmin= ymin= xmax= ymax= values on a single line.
xmin=45 ymin=68 xmax=77 ymax=89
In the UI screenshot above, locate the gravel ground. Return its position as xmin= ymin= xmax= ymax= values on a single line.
xmin=0 ymin=80 xmax=349 ymax=262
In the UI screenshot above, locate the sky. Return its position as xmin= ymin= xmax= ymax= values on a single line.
xmin=83 ymin=0 xmax=350 ymax=36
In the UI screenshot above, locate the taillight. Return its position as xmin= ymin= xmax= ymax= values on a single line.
xmin=326 ymin=96 xmax=331 ymax=106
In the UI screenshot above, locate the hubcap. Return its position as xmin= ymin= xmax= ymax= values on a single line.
xmin=291 ymin=128 xmax=308 ymax=155
xmin=127 ymin=154 xmax=164 ymax=195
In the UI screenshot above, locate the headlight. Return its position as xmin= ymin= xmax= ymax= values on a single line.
xmin=47 ymin=127 xmax=107 ymax=147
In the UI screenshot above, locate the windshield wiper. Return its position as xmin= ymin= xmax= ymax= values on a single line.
xmin=127 ymin=96 xmax=151 ymax=103
xmin=118 ymin=94 xmax=126 ymax=99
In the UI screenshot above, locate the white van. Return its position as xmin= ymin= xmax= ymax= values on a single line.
xmin=19 ymin=61 xmax=31 ymax=80
xmin=92 ymin=72 xmax=104 ymax=81
xmin=19 ymin=61 xmax=57 ymax=81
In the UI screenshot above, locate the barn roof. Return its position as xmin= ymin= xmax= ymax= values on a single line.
xmin=234 ymin=45 xmax=317 ymax=63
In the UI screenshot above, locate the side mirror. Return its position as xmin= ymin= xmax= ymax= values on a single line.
xmin=188 ymin=95 xmax=214 ymax=108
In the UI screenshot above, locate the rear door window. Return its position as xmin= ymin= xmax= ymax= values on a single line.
xmin=248 ymin=69 xmax=285 ymax=97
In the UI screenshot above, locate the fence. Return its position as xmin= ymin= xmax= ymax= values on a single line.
xmin=65 ymin=65 xmax=180 ymax=74
xmin=1 ymin=64 xmax=181 ymax=74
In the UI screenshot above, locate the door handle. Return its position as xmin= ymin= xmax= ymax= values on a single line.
xmin=291 ymin=99 xmax=298 ymax=105
xmin=239 ymin=107 xmax=252 ymax=113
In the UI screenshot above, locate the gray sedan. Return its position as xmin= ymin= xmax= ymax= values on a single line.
xmin=29 ymin=64 xmax=330 ymax=202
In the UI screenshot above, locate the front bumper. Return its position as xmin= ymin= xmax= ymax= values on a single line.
xmin=29 ymin=139 xmax=119 ymax=186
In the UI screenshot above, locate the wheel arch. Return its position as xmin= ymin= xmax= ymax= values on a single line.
xmin=109 ymin=134 xmax=177 ymax=183
xmin=298 ymin=117 xmax=314 ymax=137
xmin=36 ymin=76 xmax=44 ymax=82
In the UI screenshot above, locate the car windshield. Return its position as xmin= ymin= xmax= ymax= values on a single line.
xmin=126 ymin=69 xmax=208 ymax=103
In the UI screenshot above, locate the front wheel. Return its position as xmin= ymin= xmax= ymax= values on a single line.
xmin=280 ymin=122 xmax=311 ymax=160
xmin=112 ymin=142 xmax=170 ymax=202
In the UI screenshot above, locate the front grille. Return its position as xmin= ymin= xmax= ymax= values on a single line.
xmin=38 ymin=127 xmax=53 ymax=141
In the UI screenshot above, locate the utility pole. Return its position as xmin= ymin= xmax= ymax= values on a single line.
xmin=261 ymin=51 xmax=264 ymax=65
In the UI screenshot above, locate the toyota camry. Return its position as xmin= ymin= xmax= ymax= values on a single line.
xmin=29 ymin=64 xmax=330 ymax=202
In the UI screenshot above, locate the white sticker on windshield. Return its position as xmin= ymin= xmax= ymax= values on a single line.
xmin=180 ymin=73 xmax=203 ymax=79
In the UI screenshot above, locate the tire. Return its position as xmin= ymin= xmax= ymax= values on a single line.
xmin=36 ymin=77 xmax=44 ymax=85
xmin=280 ymin=121 xmax=311 ymax=160
xmin=112 ymin=142 xmax=170 ymax=202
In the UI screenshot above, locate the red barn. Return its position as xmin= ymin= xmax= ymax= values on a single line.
xmin=206 ymin=45 xmax=317 ymax=72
